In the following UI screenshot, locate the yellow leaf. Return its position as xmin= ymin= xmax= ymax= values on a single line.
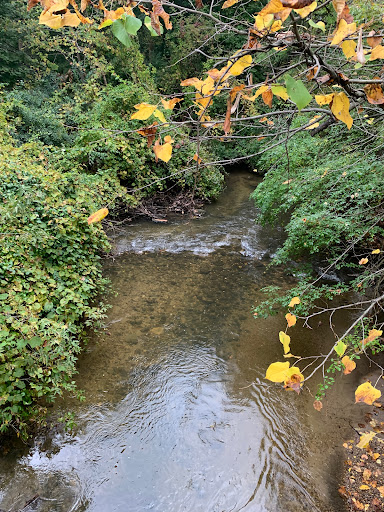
xmin=342 ymin=39 xmax=357 ymax=59
xmin=279 ymin=331 xmax=291 ymax=354
xmin=355 ymin=382 xmax=382 ymax=405
xmin=153 ymin=109 xmax=166 ymax=123
xmin=161 ymin=98 xmax=183 ymax=110
xmin=180 ymin=77 xmax=203 ymax=88
xmin=258 ymin=0 xmax=284 ymax=15
xmin=164 ymin=135 xmax=174 ymax=143
xmin=359 ymin=257 xmax=368 ymax=265
xmin=153 ymin=139 xmax=173 ymax=163
xmin=222 ymin=0 xmax=240 ymax=8
xmin=131 ymin=103 xmax=158 ymax=121
xmin=284 ymin=368 xmax=304 ymax=393
xmin=285 ymin=313 xmax=297 ymax=327
xmin=87 ymin=208 xmax=109 ymax=224
xmin=331 ymin=19 xmax=357 ymax=46
xmin=294 ymin=1 xmax=317 ymax=18
xmin=305 ymin=115 xmax=321 ymax=129
xmin=315 ymin=93 xmax=334 ymax=105
xmin=283 ymin=353 xmax=301 ymax=358
xmin=372 ymin=249 xmax=381 ymax=254
xmin=356 ymin=431 xmax=376 ymax=449
xmin=265 ymin=361 xmax=290 ymax=382
xmin=271 ymin=20 xmax=283 ymax=32
xmin=255 ymin=85 xmax=270 ymax=98
xmin=254 ymin=13 xmax=274 ymax=31
xmin=334 ymin=340 xmax=347 ymax=357
xmin=289 ymin=296 xmax=300 ymax=308
xmin=369 ymin=45 xmax=384 ymax=61
xmin=359 ymin=485 xmax=370 ymax=490
xmin=342 ymin=355 xmax=356 ymax=375
xmin=227 ymin=53 xmax=253 ymax=76
xmin=331 ymin=91 xmax=353 ymax=129
xmin=271 ymin=85 xmax=289 ymax=100
xmin=39 ymin=10 xmax=81 ymax=29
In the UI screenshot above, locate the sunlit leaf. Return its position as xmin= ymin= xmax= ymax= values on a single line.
xmin=342 ymin=355 xmax=356 ymax=375
xmin=259 ymin=0 xmax=284 ymax=15
xmin=330 ymin=19 xmax=357 ymax=46
xmin=254 ymin=13 xmax=274 ymax=31
xmin=222 ymin=0 xmax=240 ymax=8
xmin=288 ymin=296 xmax=300 ymax=308
xmin=355 ymin=382 xmax=381 ymax=405
xmin=131 ymin=103 xmax=158 ymax=120
xmin=331 ymin=92 xmax=353 ymax=129
xmin=372 ymin=249 xmax=381 ymax=254
xmin=334 ymin=340 xmax=347 ymax=357
xmin=227 ymin=53 xmax=253 ymax=76
xmin=161 ymin=98 xmax=183 ymax=110
xmin=285 ymin=74 xmax=312 ymax=111
xmin=356 ymin=431 xmax=376 ymax=449
xmin=305 ymin=114 xmax=321 ymax=129
xmin=285 ymin=313 xmax=297 ymax=327
xmin=294 ymin=1 xmax=317 ymax=18
xmin=39 ymin=9 xmax=81 ymax=29
xmin=279 ymin=331 xmax=291 ymax=354
xmin=87 ymin=208 xmax=109 ymax=224
xmin=265 ymin=361 xmax=290 ymax=382
xmin=153 ymin=109 xmax=166 ymax=123
xmin=359 ymin=257 xmax=368 ymax=265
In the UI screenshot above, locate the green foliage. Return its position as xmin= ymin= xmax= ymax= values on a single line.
xmin=0 ymin=112 xmax=124 ymax=436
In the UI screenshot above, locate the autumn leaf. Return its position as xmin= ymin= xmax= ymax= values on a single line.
xmin=254 ymin=14 xmax=274 ymax=31
xmin=265 ymin=361 xmax=290 ymax=382
xmin=331 ymin=92 xmax=353 ymax=129
xmin=330 ymin=19 xmax=357 ymax=46
xmin=137 ymin=122 xmax=158 ymax=147
xmin=341 ymin=39 xmax=356 ymax=59
xmin=356 ymin=28 xmax=366 ymax=65
xmin=342 ymin=355 xmax=356 ymax=375
xmin=271 ymin=85 xmax=289 ymax=101
xmin=39 ymin=9 xmax=81 ymax=29
xmin=362 ymin=329 xmax=383 ymax=347
xmin=224 ymin=97 xmax=232 ymax=135
xmin=313 ymin=400 xmax=323 ymax=411
xmin=284 ymin=371 xmax=304 ymax=393
xmin=161 ymin=98 xmax=183 ymax=111
xmin=150 ymin=0 xmax=172 ymax=36
xmin=372 ymin=249 xmax=381 ymax=254
xmin=258 ymin=0 xmax=284 ymax=15
xmin=131 ymin=103 xmax=158 ymax=121
xmin=279 ymin=331 xmax=291 ymax=354
xmin=230 ymin=84 xmax=245 ymax=102
xmin=359 ymin=257 xmax=368 ymax=265
xmin=315 ymin=93 xmax=334 ymax=105
xmin=285 ymin=313 xmax=297 ymax=327
xmin=305 ymin=114 xmax=321 ymax=130
xmin=153 ymin=137 xmax=173 ymax=163
xmin=355 ymin=382 xmax=382 ymax=405
xmin=227 ymin=53 xmax=252 ymax=76
xmin=262 ymin=89 xmax=273 ymax=108
xmin=334 ymin=340 xmax=347 ymax=357
xmin=87 ymin=208 xmax=109 ymax=224
xmin=364 ymin=83 xmax=384 ymax=105
xmin=356 ymin=431 xmax=376 ymax=449
xmin=294 ymin=1 xmax=317 ymax=18
xmin=367 ymin=31 xmax=383 ymax=49
xmin=369 ymin=45 xmax=384 ymax=61
xmin=308 ymin=19 xmax=325 ymax=32
xmin=289 ymin=296 xmax=300 ymax=308
xmin=281 ymin=0 xmax=314 ymax=7
xmin=222 ymin=0 xmax=240 ymax=8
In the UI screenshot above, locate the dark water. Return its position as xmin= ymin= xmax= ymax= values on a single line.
xmin=0 ymin=172 xmax=366 ymax=512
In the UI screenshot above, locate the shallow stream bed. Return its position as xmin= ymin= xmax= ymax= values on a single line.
xmin=0 ymin=172 xmax=368 ymax=512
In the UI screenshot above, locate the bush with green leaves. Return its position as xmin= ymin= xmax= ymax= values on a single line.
xmin=0 ymin=109 xmax=125 ymax=436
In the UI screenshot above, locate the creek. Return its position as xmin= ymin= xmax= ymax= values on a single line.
xmin=0 ymin=171 xmax=366 ymax=512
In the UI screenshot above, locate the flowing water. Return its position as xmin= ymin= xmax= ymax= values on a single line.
xmin=0 ymin=172 xmax=367 ymax=512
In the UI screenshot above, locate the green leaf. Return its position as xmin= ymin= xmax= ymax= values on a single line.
xmin=29 ymin=336 xmax=43 ymax=348
xmin=123 ymin=14 xmax=142 ymax=35
xmin=308 ymin=19 xmax=326 ymax=32
xmin=0 ymin=293 xmax=8 ymax=300
xmin=285 ymin=74 xmax=312 ymax=111
xmin=111 ymin=15 xmax=142 ymax=46
xmin=334 ymin=340 xmax=347 ymax=357
xmin=144 ymin=16 xmax=163 ymax=36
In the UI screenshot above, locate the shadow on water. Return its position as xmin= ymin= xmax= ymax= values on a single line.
xmin=0 ymin=171 xmax=367 ymax=512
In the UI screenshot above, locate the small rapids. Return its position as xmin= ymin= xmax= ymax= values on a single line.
xmin=0 ymin=172 xmax=365 ymax=512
